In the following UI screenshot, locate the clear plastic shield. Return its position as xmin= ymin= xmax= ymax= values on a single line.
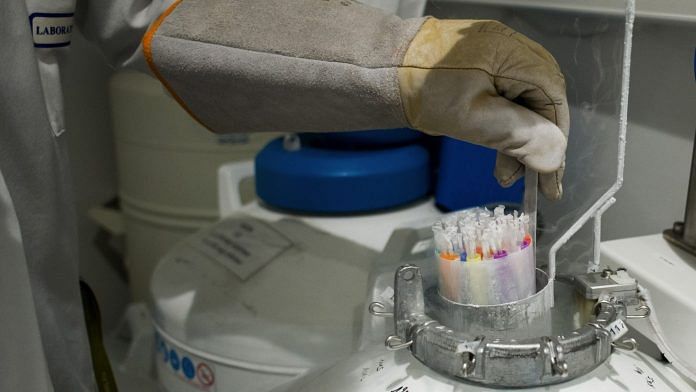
xmin=427 ymin=1 xmax=631 ymax=275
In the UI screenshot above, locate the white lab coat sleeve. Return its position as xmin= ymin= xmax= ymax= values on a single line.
xmin=74 ymin=0 xmax=174 ymax=71
xmin=0 ymin=173 xmax=55 ymax=392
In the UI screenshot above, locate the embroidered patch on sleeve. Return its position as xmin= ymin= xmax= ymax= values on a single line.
xmin=29 ymin=13 xmax=74 ymax=48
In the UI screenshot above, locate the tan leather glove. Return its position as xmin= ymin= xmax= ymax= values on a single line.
xmin=144 ymin=0 xmax=569 ymax=200
xmin=399 ymin=19 xmax=569 ymax=200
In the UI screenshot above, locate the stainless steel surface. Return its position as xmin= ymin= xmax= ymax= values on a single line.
xmin=573 ymin=269 xmax=638 ymax=302
xmin=425 ymin=270 xmax=552 ymax=339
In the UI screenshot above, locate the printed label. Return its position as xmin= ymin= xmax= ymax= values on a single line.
xmin=156 ymin=332 xmax=217 ymax=391
xmin=186 ymin=217 xmax=293 ymax=280
xmin=29 ymin=13 xmax=74 ymax=48
xmin=358 ymin=358 xmax=388 ymax=382
xmin=606 ymin=318 xmax=629 ymax=342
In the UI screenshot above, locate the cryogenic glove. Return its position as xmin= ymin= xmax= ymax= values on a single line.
xmin=399 ymin=19 xmax=569 ymax=200
xmin=142 ymin=0 xmax=569 ymax=200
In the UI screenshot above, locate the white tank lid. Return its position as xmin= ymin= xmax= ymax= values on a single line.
xmin=150 ymin=215 xmax=378 ymax=372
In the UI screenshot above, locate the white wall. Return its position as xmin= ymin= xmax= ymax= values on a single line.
xmin=604 ymin=19 xmax=696 ymax=240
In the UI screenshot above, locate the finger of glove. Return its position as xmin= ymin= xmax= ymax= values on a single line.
xmin=495 ymin=152 xmax=564 ymax=201
xmin=495 ymin=37 xmax=570 ymax=137
xmin=494 ymin=40 xmax=569 ymax=200
xmin=494 ymin=153 xmax=523 ymax=187
xmin=496 ymin=70 xmax=568 ymax=200
xmin=473 ymin=95 xmax=565 ymax=200
xmin=471 ymin=94 xmax=566 ymax=174
xmin=540 ymin=162 xmax=564 ymax=201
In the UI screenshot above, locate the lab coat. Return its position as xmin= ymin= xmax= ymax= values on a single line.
xmin=0 ymin=0 xmax=425 ymax=390
xmin=1 ymin=0 xmax=180 ymax=390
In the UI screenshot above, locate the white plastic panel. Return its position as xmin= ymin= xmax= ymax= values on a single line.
xmin=601 ymin=235 xmax=696 ymax=373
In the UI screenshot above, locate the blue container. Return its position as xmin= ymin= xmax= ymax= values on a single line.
xmin=299 ymin=128 xmax=422 ymax=149
xmin=435 ymin=138 xmax=524 ymax=211
xmin=256 ymin=136 xmax=431 ymax=213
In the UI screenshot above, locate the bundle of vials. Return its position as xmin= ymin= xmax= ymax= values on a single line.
xmin=432 ymin=206 xmax=536 ymax=305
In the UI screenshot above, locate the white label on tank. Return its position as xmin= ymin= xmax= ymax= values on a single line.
xmin=156 ymin=332 xmax=217 ymax=391
xmin=605 ymin=318 xmax=629 ymax=342
xmin=186 ymin=217 xmax=293 ymax=280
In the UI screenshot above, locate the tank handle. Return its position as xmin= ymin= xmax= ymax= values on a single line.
xmin=218 ymin=160 xmax=255 ymax=218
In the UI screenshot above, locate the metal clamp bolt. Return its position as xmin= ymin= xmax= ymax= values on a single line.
xmin=543 ymin=337 xmax=569 ymax=377
xmin=385 ymin=335 xmax=413 ymax=351
xmin=461 ymin=352 xmax=476 ymax=377
xmin=368 ymin=302 xmax=393 ymax=318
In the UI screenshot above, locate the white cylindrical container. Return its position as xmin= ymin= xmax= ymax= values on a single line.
xmin=150 ymin=199 xmax=442 ymax=392
xmin=432 ymin=207 xmax=536 ymax=305
xmin=437 ymin=244 xmax=535 ymax=305
xmin=109 ymin=70 xmax=279 ymax=300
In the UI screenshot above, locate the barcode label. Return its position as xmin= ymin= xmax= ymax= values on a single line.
xmin=186 ymin=216 xmax=293 ymax=280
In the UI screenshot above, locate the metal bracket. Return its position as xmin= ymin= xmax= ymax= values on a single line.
xmin=626 ymin=300 xmax=651 ymax=319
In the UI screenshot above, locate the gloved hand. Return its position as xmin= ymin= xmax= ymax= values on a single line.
xmin=399 ymin=18 xmax=569 ymax=200
xmin=143 ymin=0 xmax=569 ymax=200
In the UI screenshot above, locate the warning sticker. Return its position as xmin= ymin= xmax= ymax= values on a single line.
xmin=156 ymin=332 xmax=217 ymax=391
xmin=186 ymin=216 xmax=293 ymax=280
xmin=196 ymin=363 xmax=215 ymax=387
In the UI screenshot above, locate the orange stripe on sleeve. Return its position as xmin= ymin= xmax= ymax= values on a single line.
xmin=142 ymin=0 xmax=216 ymax=133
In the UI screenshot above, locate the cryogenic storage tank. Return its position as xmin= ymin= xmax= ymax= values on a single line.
xmin=108 ymin=71 xmax=280 ymax=300
xmin=275 ymin=345 xmax=692 ymax=392
xmin=270 ymin=243 xmax=694 ymax=392
xmin=150 ymin=199 xmax=441 ymax=392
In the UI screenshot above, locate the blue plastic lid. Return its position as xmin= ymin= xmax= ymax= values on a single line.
xmin=435 ymin=137 xmax=524 ymax=211
xmin=255 ymin=137 xmax=431 ymax=213
xmin=298 ymin=128 xmax=422 ymax=149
